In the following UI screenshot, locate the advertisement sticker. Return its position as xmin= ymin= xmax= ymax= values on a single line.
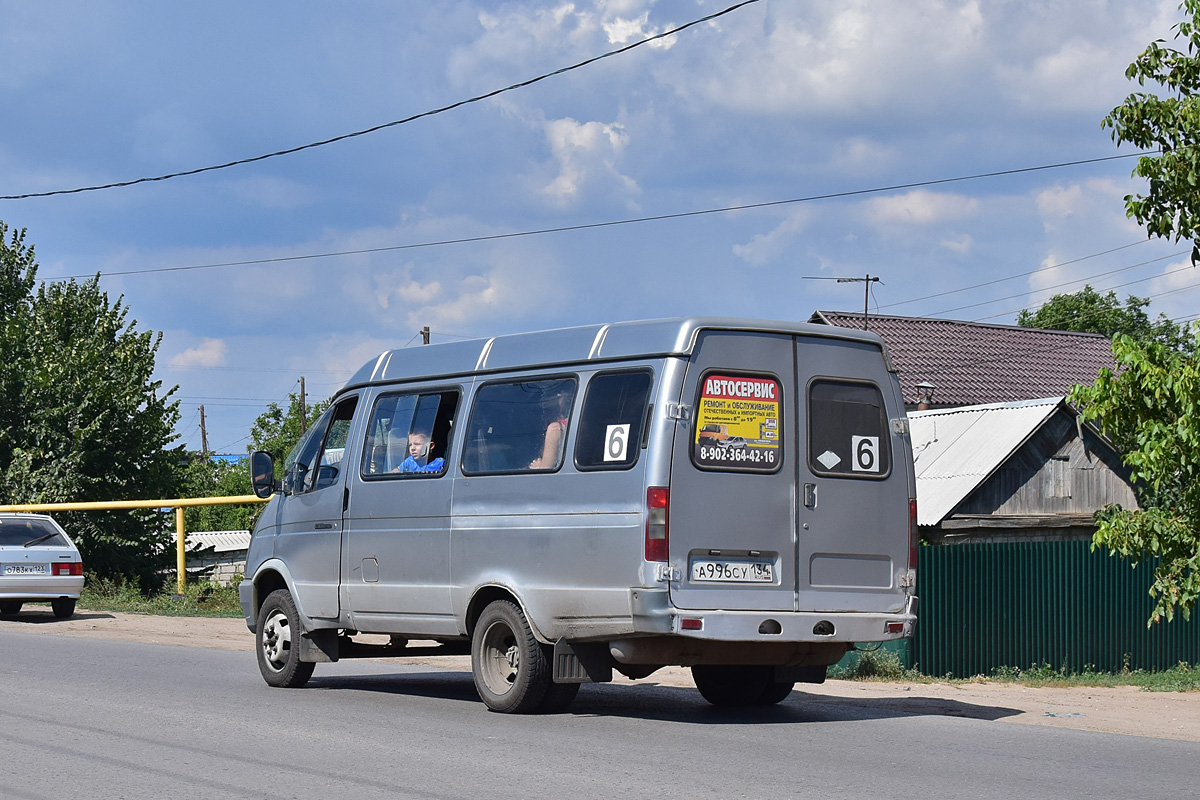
xmin=693 ymin=374 xmax=782 ymax=472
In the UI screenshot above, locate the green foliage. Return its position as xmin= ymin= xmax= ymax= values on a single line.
xmin=180 ymin=454 xmax=261 ymax=532
xmin=1017 ymin=285 xmax=1191 ymax=351
xmin=829 ymin=647 xmax=923 ymax=681
xmin=0 ymin=221 xmax=183 ymax=590
xmin=1103 ymin=0 xmax=1200 ymax=259
xmin=81 ymin=574 xmax=244 ymax=617
xmin=987 ymin=661 xmax=1200 ymax=692
xmin=249 ymin=392 xmax=329 ymax=474
xmin=1070 ymin=329 xmax=1200 ymax=625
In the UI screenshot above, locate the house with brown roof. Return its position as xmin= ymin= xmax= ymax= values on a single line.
xmin=808 ymin=311 xmax=1116 ymax=410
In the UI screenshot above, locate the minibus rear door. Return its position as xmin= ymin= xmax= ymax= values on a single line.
xmin=667 ymin=330 xmax=797 ymax=612
xmin=794 ymin=336 xmax=910 ymax=615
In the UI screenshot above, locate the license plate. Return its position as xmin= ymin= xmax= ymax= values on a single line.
xmin=690 ymin=559 xmax=774 ymax=583
xmin=3 ymin=564 xmax=47 ymax=575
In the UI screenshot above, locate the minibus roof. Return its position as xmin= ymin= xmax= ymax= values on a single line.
xmin=342 ymin=316 xmax=889 ymax=391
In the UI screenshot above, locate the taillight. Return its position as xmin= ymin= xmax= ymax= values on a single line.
xmin=53 ymin=562 xmax=83 ymax=576
xmin=645 ymin=487 xmax=669 ymax=562
xmin=909 ymin=499 xmax=919 ymax=570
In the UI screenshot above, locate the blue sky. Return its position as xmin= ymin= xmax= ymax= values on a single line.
xmin=1 ymin=0 xmax=1195 ymax=453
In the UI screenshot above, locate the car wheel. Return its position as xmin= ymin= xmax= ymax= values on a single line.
xmin=0 ymin=601 xmax=21 ymax=616
xmin=51 ymin=598 xmax=76 ymax=619
xmin=256 ymin=589 xmax=315 ymax=688
xmin=471 ymin=599 xmax=555 ymax=713
xmin=536 ymin=674 xmax=580 ymax=714
xmin=691 ymin=665 xmax=772 ymax=707
xmin=755 ymin=678 xmax=794 ymax=705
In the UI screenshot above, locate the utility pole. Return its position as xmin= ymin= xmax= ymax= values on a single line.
xmin=421 ymin=326 xmax=431 ymax=345
xmin=199 ymin=405 xmax=209 ymax=456
xmin=299 ymin=376 xmax=307 ymax=435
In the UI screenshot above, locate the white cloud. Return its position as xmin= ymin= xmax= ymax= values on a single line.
xmin=940 ymin=234 xmax=973 ymax=254
xmin=170 ymin=338 xmax=227 ymax=368
xmin=662 ymin=0 xmax=985 ymax=115
xmin=866 ymin=190 xmax=979 ymax=226
xmin=602 ymin=9 xmax=676 ymax=50
xmin=404 ymin=250 xmax=567 ymax=333
xmin=733 ymin=209 xmax=811 ymax=265
xmin=1146 ymin=258 xmax=1200 ymax=321
xmin=1036 ymin=184 xmax=1085 ymax=222
xmin=994 ymin=2 xmax=1180 ymax=112
xmin=540 ymin=117 xmax=639 ymax=203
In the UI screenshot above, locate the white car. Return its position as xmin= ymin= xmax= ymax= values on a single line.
xmin=0 ymin=513 xmax=84 ymax=619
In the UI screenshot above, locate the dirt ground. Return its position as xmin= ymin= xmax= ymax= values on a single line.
xmin=3 ymin=607 xmax=1197 ymax=742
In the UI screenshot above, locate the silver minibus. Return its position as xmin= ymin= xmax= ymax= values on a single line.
xmin=241 ymin=317 xmax=918 ymax=713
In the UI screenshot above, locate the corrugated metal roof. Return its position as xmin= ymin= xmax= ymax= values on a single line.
xmin=908 ymin=397 xmax=1064 ymax=526
xmin=809 ymin=311 xmax=1114 ymax=406
xmin=187 ymin=530 xmax=251 ymax=553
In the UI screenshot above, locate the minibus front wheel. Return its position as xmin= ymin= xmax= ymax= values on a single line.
xmin=472 ymin=600 xmax=578 ymax=714
xmin=256 ymin=589 xmax=315 ymax=689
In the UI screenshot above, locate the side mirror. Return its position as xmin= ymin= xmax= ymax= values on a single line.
xmin=250 ymin=451 xmax=278 ymax=499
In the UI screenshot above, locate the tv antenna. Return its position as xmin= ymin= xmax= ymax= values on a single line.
xmin=803 ymin=274 xmax=882 ymax=329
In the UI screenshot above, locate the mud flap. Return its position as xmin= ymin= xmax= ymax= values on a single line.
xmin=552 ymin=639 xmax=614 ymax=684
xmin=299 ymin=628 xmax=339 ymax=663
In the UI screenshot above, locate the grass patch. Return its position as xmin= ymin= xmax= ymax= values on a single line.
xmin=830 ymin=646 xmax=1200 ymax=692
xmin=80 ymin=574 xmax=244 ymax=618
xmin=982 ymin=661 xmax=1200 ymax=692
xmin=830 ymin=647 xmax=927 ymax=682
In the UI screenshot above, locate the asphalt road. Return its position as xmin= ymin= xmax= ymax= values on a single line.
xmin=1 ymin=630 xmax=1194 ymax=800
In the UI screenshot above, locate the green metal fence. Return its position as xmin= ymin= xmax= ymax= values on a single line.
xmin=904 ymin=541 xmax=1200 ymax=677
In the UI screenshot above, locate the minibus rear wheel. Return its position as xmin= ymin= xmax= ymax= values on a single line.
xmin=256 ymin=589 xmax=315 ymax=688
xmin=472 ymin=600 xmax=560 ymax=713
xmin=692 ymin=665 xmax=775 ymax=707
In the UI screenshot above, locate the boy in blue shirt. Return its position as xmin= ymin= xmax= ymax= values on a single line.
xmin=397 ymin=430 xmax=444 ymax=473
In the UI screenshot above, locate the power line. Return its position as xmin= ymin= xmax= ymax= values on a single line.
xmin=969 ymin=259 xmax=1198 ymax=322
xmin=876 ymin=239 xmax=1152 ymax=311
xmin=925 ymin=250 xmax=1188 ymax=317
xmin=1 ymin=0 xmax=762 ymax=202
xmin=49 ymin=152 xmax=1150 ymax=281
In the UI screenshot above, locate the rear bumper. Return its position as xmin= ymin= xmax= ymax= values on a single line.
xmin=630 ymin=588 xmax=918 ymax=643
xmin=0 ymin=575 xmax=85 ymax=601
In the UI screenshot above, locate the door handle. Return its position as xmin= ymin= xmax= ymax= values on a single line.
xmin=803 ymin=483 xmax=817 ymax=509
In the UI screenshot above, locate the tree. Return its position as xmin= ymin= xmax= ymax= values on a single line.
xmin=0 ymin=221 xmax=184 ymax=590
xmin=1079 ymin=3 xmax=1200 ymax=625
xmin=1017 ymin=285 xmax=1190 ymax=351
xmin=1070 ymin=330 xmax=1200 ymax=625
xmin=179 ymin=391 xmax=331 ymax=534
xmin=249 ymin=392 xmax=329 ymax=472
xmin=1103 ymin=0 xmax=1200 ymax=261
xmin=180 ymin=454 xmax=259 ymax=533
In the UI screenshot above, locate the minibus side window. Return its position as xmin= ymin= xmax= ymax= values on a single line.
xmin=360 ymin=390 xmax=459 ymax=478
xmin=691 ymin=372 xmax=783 ymax=474
xmin=808 ymin=380 xmax=891 ymax=479
xmin=574 ymin=370 xmax=653 ymax=470
xmin=461 ymin=377 xmax=577 ymax=474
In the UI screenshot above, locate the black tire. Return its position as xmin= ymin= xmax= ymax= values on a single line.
xmin=691 ymin=665 xmax=772 ymax=707
xmin=51 ymin=598 xmax=76 ymax=619
xmin=256 ymin=589 xmax=315 ymax=688
xmin=0 ymin=601 xmax=21 ymax=616
xmin=755 ymin=678 xmax=795 ymax=705
xmin=537 ymin=669 xmax=581 ymax=714
xmin=471 ymin=600 xmax=556 ymax=713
